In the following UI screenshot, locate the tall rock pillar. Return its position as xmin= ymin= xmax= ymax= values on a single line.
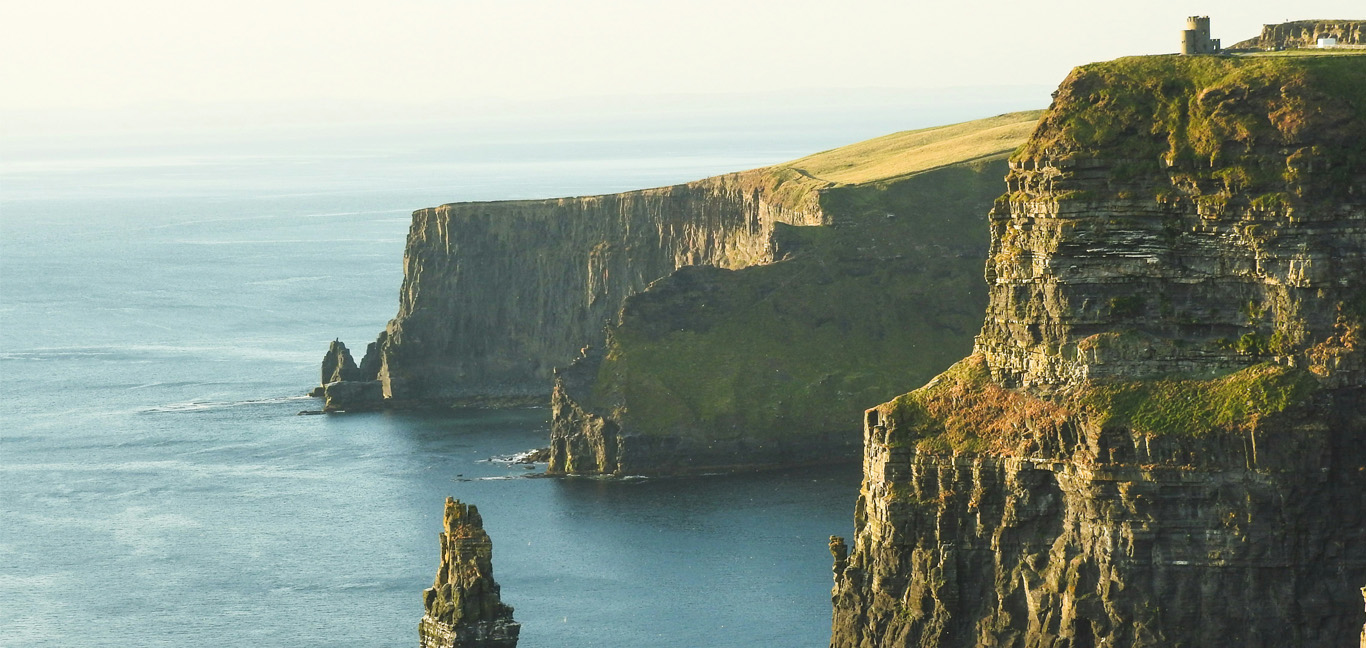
xmin=419 ymin=498 xmax=520 ymax=648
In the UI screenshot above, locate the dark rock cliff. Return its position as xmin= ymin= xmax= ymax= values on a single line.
xmin=314 ymin=340 xmax=384 ymax=411
xmin=328 ymin=170 xmax=824 ymax=408
xmin=420 ymin=498 xmax=519 ymax=648
xmin=831 ymin=54 xmax=1366 ymax=647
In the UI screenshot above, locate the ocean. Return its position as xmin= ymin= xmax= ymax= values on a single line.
xmin=0 ymin=103 xmax=1022 ymax=646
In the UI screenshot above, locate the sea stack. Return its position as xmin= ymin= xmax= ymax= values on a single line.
xmin=419 ymin=498 xmax=519 ymax=648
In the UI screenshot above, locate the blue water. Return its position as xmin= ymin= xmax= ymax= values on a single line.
xmin=0 ymin=106 xmax=1022 ymax=646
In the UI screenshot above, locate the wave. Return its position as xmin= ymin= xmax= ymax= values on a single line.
xmin=483 ymin=448 xmax=549 ymax=465
xmin=140 ymin=394 xmax=311 ymax=414
xmin=173 ymin=238 xmax=403 ymax=246
xmin=0 ymin=349 xmax=119 ymax=361
xmin=0 ymin=344 xmax=317 ymax=364
xmin=245 ymin=275 xmax=331 ymax=286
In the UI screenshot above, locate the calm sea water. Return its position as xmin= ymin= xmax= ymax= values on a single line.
xmin=0 ymin=106 xmax=1022 ymax=646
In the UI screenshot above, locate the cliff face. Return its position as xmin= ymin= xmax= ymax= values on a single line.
xmin=831 ymin=54 xmax=1366 ymax=647
xmin=547 ymin=113 xmax=1042 ymax=475
xmin=1231 ymin=20 xmax=1366 ymax=50
xmin=420 ymin=498 xmax=519 ymax=648
xmin=342 ymin=170 xmax=824 ymax=406
xmin=979 ymin=55 xmax=1366 ymax=389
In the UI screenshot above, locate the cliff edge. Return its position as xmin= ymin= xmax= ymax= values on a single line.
xmin=831 ymin=53 xmax=1366 ymax=647
xmin=1230 ymin=19 xmax=1365 ymax=50
xmin=548 ymin=112 xmax=1042 ymax=475
xmin=316 ymin=112 xmax=1039 ymax=411
xmin=321 ymin=160 xmax=829 ymax=408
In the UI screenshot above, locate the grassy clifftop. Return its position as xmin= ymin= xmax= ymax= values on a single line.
xmin=781 ymin=111 xmax=1042 ymax=185
xmin=564 ymin=111 xmax=1043 ymax=460
xmin=1016 ymin=53 xmax=1366 ymax=200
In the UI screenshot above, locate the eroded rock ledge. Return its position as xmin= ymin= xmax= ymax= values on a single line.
xmin=833 ymin=357 xmax=1365 ymax=646
xmin=419 ymin=498 xmax=519 ymax=648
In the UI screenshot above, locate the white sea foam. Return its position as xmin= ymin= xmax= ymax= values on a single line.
xmin=140 ymin=394 xmax=311 ymax=414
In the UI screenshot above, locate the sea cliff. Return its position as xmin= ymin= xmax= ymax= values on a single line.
xmin=830 ymin=53 xmax=1366 ymax=647
xmin=547 ymin=112 xmax=1042 ymax=474
xmin=325 ymin=168 xmax=825 ymax=408
xmin=1230 ymin=19 xmax=1365 ymax=50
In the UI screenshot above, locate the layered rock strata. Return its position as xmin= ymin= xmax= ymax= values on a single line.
xmin=327 ymin=170 xmax=825 ymax=408
xmin=420 ymin=498 xmax=519 ymax=648
xmin=1230 ymin=19 xmax=1365 ymax=50
xmin=831 ymin=54 xmax=1366 ymax=647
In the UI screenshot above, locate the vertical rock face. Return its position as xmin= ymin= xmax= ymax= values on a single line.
xmin=977 ymin=56 xmax=1366 ymax=390
xmin=1231 ymin=20 xmax=1366 ymax=50
xmin=420 ymin=498 xmax=519 ymax=648
xmin=831 ymin=54 xmax=1366 ymax=647
xmin=350 ymin=171 xmax=825 ymax=407
xmin=545 ymin=111 xmax=1043 ymax=476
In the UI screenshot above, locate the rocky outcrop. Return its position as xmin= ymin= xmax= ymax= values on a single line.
xmin=831 ymin=54 xmax=1366 ymax=647
xmin=311 ymin=339 xmax=385 ymax=411
xmin=1230 ymin=20 xmax=1365 ymax=50
xmin=332 ymin=169 xmax=826 ymax=407
xmin=420 ymin=498 xmax=519 ymax=648
xmin=322 ymin=380 xmax=384 ymax=412
xmin=321 ymin=339 xmax=360 ymax=385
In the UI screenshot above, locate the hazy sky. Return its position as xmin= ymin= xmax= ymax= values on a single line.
xmin=1 ymin=0 xmax=1361 ymax=137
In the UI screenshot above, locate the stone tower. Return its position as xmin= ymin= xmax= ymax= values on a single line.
xmin=1181 ymin=16 xmax=1221 ymax=55
xmin=419 ymin=498 xmax=520 ymax=648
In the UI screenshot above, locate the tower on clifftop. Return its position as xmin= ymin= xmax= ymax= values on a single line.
xmin=1181 ymin=16 xmax=1221 ymax=55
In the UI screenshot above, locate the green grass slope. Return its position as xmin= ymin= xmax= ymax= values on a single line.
xmin=576 ymin=112 xmax=1043 ymax=448
xmin=782 ymin=111 xmax=1042 ymax=185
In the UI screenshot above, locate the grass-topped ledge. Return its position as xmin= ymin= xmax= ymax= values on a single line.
xmin=873 ymin=355 xmax=1322 ymax=458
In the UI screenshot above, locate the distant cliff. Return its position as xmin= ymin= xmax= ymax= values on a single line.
xmin=1230 ymin=19 xmax=1365 ymax=50
xmin=321 ymin=161 xmax=826 ymax=407
xmin=547 ymin=112 xmax=1043 ymax=474
xmin=831 ymin=53 xmax=1366 ymax=647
